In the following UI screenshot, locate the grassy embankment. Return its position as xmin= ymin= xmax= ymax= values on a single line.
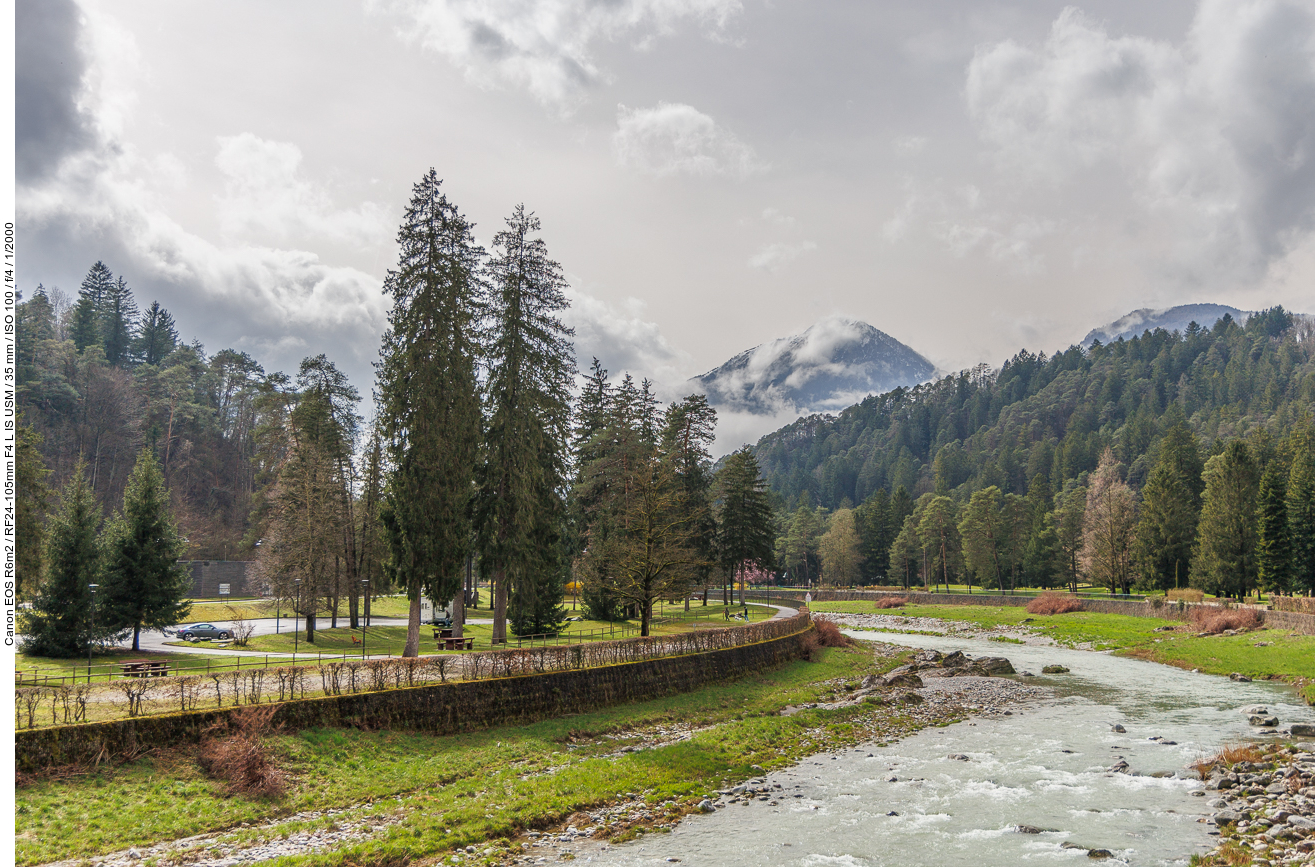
xmin=14 ymin=642 xmax=949 ymax=867
xmin=812 ymin=601 xmax=1315 ymax=704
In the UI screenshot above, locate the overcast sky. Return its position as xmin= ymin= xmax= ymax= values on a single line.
xmin=16 ymin=0 xmax=1315 ymax=414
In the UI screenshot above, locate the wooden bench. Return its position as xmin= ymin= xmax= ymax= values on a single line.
xmin=441 ymin=637 xmax=474 ymax=651
xmin=119 ymin=659 xmax=169 ymax=678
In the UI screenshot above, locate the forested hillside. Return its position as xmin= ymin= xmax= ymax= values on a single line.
xmin=756 ymin=310 xmax=1315 ymax=509
xmin=16 ymin=264 xmax=300 ymax=561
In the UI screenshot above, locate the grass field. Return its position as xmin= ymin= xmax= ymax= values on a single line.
xmin=811 ymin=600 xmax=1315 ymax=703
xmin=14 ymin=642 xmax=937 ymax=866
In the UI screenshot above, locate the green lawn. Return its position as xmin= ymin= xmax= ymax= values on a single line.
xmin=15 ymin=642 xmax=931 ymax=866
xmin=16 ymin=647 xmax=259 ymax=684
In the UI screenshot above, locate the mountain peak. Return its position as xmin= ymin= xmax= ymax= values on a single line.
xmin=693 ymin=315 xmax=937 ymax=416
xmin=1083 ymin=303 xmax=1248 ymax=345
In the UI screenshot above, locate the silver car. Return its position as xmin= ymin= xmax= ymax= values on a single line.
xmin=180 ymin=622 xmax=231 ymax=641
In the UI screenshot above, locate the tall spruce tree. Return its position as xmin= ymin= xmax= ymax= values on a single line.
xmin=134 ymin=301 xmax=179 ymax=366
xmin=376 ymin=170 xmax=484 ymax=656
xmin=21 ymin=461 xmax=103 ymax=658
xmin=1133 ymin=421 xmax=1203 ymax=590
xmin=1287 ymin=429 xmax=1315 ymax=595
xmin=1192 ymin=440 xmax=1260 ymax=599
xmin=714 ymin=447 xmax=776 ymax=604
xmin=855 ymin=488 xmax=892 ymax=579
xmin=476 ymin=205 xmax=575 ymax=639
xmin=918 ymin=495 xmax=962 ymax=592
xmin=15 ymin=414 xmax=51 ymax=600
xmin=100 ymin=276 xmax=138 ymax=367
xmin=1256 ymin=463 xmax=1294 ymax=596
xmin=570 ymin=359 xmax=624 ymax=620
xmin=100 ymin=450 xmax=191 ymax=651
xmin=959 ymin=486 xmax=1003 ymax=592
xmin=661 ymin=395 xmax=718 ymax=607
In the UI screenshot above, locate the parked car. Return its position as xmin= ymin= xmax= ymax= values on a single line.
xmin=180 ymin=623 xmax=231 ymax=641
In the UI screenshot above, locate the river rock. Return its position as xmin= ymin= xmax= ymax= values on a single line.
xmin=940 ymin=651 xmax=967 ymax=668
xmin=1042 ymin=665 xmax=1070 ymax=674
xmin=697 ymin=799 xmax=715 ymax=813
xmin=1111 ymin=724 xmax=1126 ymax=733
xmin=1244 ymin=705 xmax=1270 ymax=715
xmin=1290 ymin=816 xmax=1315 ymax=831
xmin=1086 ymin=849 xmax=1114 ymax=860
xmin=883 ymin=672 xmax=924 ymax=688
xmin=1015 ymin=825 xmax=1043 ymax=834
xmin=1213 ymin=811 xmax=1240 ymax=826
xmin=977 ymin=657 xmax=1016 ymax=675
xmin=1291 ymin=724 xmax=1315 ymax=738
xmin=1229 ymin=673 xmax=1252 ymax=682
xmin=1249 ymin=715 xmax=1280 ymax=727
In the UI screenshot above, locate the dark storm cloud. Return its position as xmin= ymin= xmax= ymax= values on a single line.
xmin=16 ymin=0 xmax=95 ymax=183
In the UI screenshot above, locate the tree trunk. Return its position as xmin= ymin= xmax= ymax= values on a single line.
xmin=492 ymin=567 xmax=508 ymax=644
xmin=403 ymin=593 xmax=420 ymax=657
xmin=306 ymin=609 xmax=315 ymax=644
xmin=132 ymin=623 xmax=140 ymax=652
xmin=702 ymin=588 xmax=708 ymax=606
xmin=452 ymin=574 xmax=465 ymax=639
xmin=641 ymin=598 xmax=651 ymax=637
xmin=349 ymin=587 xmax=359 ymax=630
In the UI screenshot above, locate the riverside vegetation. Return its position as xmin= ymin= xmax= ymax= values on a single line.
xmin=13 ymin=640 xmax=1018 ymax=866
xmin=810 ymin=601 xmax=1315 ymax=704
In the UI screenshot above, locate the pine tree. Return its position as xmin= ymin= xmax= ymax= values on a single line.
xmin=778 ymin=503 xmax=822 ymax=588
xmin=1133 ymin=421 xmax=1203 ymax=590
xmin=100 ymin=450 xmax=191 ymax=651
xmin=1192 ymin=440 xmax=1260 ymax=599
xmin=818 ymin=507 xmax=862 ymax=585
xmin=476 ymin=205 xmax=575 ymax=640
xmin=888 ymin=513 xmax=921 ymax=589
xmin=15 ymin=413 xmax=51 ymax=600
xmin=1256 ymin=464 xmax=1293 ymax=596
xmin=959 ymin=486 xmax=1003 ymax=592
xmin=100 ymin=276 xmax=138 ymax=367
xmin=918 ymin=495 xmax=962 ymax=591
xmin=855 ymin=488 xmax=892 ymax=579
xmin=714 ymin=447 xmax=776 ymax=604
xmin=79 ymin=261 xmax=114 ymax=309
xmin=70 ymin=294 xmax=100 ymax=351
xmin=1054 ymin=484 xmax=1087 ymax=592
xmin=376 ymin=170 xmax=484 ymax=656
xmin=1286 ymin=431 xmax=1315 ymax=595
xmin=661 ymin=395 xmax=719 ymax=607
xmin=21 ymin=461 xmax=103 ymax=658
xmin=134 ymin=301 xmax=179 ymax=366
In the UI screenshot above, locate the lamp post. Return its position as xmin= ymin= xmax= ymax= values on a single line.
xmin=360 ymin=579 xmax=369 ymax=659
xmin=87 ymin=583 xmax=99 ymax=684
xmin=293 ymin=578 xmax=301 ymax=657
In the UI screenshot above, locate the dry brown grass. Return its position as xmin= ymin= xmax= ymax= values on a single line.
xmin=198 ymin=705 xmax=286 ymax=798
xmin=800 ymin=618 xmax=853 ymax=661
xmin=1190 ymin=606 xmax=1262 ymax=635
xmin=873 ymin=596 xmax=907 ymax=610
xmin=1167 ymin=588 xmax=1205 ymax=603
xmin=1190 ymin=741 xmax=1264 ymax=779
xmin=1025 ymin=592 xmax=1083 ymax=615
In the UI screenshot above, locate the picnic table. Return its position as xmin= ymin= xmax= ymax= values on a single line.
xmin=441 ymin=637 xmax=474 ymax=651
xmin=119 ymin=659 xmax=169 ymax=677
xmin=433 ymin=627 xmax=454 ymax=640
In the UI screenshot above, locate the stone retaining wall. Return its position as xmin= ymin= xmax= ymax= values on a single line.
xmin=16 ymin=623 xmax=812 ymax=776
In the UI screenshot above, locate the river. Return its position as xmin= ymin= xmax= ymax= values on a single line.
xmin=577 ymin=629 xmax=1315 ymax=867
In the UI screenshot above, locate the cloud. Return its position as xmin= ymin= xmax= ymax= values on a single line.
xmin=613 ymin=102 xmax=765 ymax=177
xmin=966 ymin=0 xmax=1315 ymax=283
xmin=16 ymin=0 xmax=94 ymax=182
xmin=561 ymin=284 xmax=689 ymax=386
xmin=215 ymin=133 xmax=391 ymax=247
xmin=371 ymin=0 xmax=741 ymax=110
xmin=747 ymin=240 xmax=817 ymax=271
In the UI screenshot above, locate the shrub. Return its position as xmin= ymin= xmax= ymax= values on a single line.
xmin=198 ymin=705 xmax=286 ymax=798
xmin=1271 ymin=596 xmax=1315 ymax=614
xmin=1026 ymin=592 xmax=1083 ymax=615
xmin=1189 ymin=606 xmax=1261 ymax=635
xmin=873 ymin=596 xmax=907 ymax=610
xmin=1167 ymin=588 xmax=1204 ymax=603
xmin=812 ymin=617 xmax=853 ymax=648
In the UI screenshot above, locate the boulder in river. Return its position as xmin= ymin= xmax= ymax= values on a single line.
xmin=1243 ymin=705 xmax=1270 ymax=715
xmin=977 ymin=657 xmax=1016 ymax=675
xmin=940 ymin=651 xmax=967 ymax=668
xmin=1042 ymin=665 xmax=1070 ymax=674
xmin=1228 ymin=673 xmax=1252 ymax=682
xmin=1249 ymin=715 xmax=1279 ymax=727
xmin=1290 ymin=723 xmax=1315 ymax=738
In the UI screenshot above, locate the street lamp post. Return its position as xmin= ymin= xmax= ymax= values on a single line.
xmin=87 ymin=583 xmax=99 ymax=684
xmin=293 ymin=578 xmax=301 ymax=657
xmin=360 ymin=579 xmax=369 ymax=659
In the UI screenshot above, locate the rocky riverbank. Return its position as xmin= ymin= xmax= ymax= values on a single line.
xmin=1197 ymin=739 xmax=1315 ymax=866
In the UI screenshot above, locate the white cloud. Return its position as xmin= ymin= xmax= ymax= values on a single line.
xmin=892 ymin=135 xmax=928 ymax=154
xmin=371 ymin=0 xmax=741 ymax=110
xmin=747 ymin=240 xmax=817 ymax=271
xmin=613 ymin=102 xmax=765 ymax=177
xmin=966 ymin=0 xmax=1315 ymax=283
xmin=561 ymin=284 xmax=690 ymax=385
xmin=215 ymin=133 xmax=390 ymax=247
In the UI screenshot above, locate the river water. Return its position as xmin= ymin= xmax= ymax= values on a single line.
xmin=579 ymin=629 xmax=1315 ymax=867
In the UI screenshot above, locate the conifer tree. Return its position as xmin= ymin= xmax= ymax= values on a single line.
xmin=1256 ymin=464 xmax=1293 ymax=595
xmin=1054 ymin=484 xmax=1087 ymax=592
xmin=476 ymin=205 xmax=575 ymax=639
xmin=818 ymin=507 xmax=861 ymax=585
xmin=778 ymin=502 xmax=822 ymax=588
xmin=15 ymin=413 xmax=51 ymax=600
xmin=570 ymin=359 xmax=624 ymax=620
xmin=377 ymin=170 xmax=484 ymax=656
xmin=100 ymin=450 xmax=191 ymax=650
xmin=959 ymin=486 xmax=1003 ymax=592
xmin=714 ymin=447 xmax=776 ymax=604
xmin=1133 ymin=421 xmax=1203 ymax=590
xmin=855 ymin=488 xmax=892 ymax=579
xmin=661 ymin=395 xmax=718 ymax=607
xmin=919 ymin=495 xmax=962 ymax=592
xmin=134 ymin=301 xmax=179 ymax=366
xmin=21 ymin=461 xmax=103 ymax=658
xmin=1287 ymin=430 xmax=1315 ymax=595
xmin=70 ymin=294 xmax=99 ymax=351
xmin=888 ymin=513 xmax=921 ymax=589
xmin=1192 ymin=440 xmax=1260 ymax=599
xmin=100 ymin=276 xmax=138 ymax=367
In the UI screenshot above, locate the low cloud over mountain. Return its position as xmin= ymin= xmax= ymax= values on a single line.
xmin=1083 ymin=304 xmax=1249 ymax=346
